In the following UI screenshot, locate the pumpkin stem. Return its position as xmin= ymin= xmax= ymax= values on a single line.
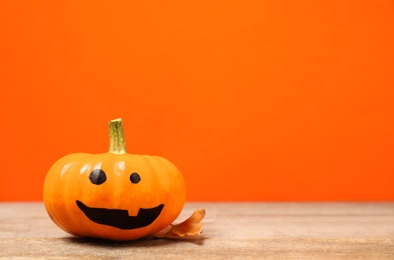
xmin=108 ymin=118 xmax=127 ymax=154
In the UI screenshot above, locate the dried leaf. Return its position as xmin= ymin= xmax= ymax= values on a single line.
xmin=152 ymin=209 xmax=206 ymax=238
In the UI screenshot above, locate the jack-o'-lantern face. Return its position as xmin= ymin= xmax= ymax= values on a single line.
xmin=43 ymin=119 xmax=186 ymax=241
xmin=76 ymin=169 xmax=164 ymax=230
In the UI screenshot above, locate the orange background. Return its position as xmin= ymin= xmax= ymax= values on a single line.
xmin=1 ymin=1 xmax=394 ymax=201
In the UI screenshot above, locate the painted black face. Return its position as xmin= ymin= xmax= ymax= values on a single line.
xmin=76 ymin=169 xmax=164 ymax=230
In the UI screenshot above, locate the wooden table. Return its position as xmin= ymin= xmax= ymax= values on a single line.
xmin=1 ymin=202 xmax=393 ymax=259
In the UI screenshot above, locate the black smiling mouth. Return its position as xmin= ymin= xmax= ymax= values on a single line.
xmin=76 ymin=200 xmax=164 ymax=230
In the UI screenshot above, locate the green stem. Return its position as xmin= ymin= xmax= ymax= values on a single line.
xmin=108 ymin=118 xmax=127 ymax=154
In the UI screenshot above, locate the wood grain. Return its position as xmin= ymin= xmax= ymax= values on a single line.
xmin=1 ymin=202 xmax=393 ymax=259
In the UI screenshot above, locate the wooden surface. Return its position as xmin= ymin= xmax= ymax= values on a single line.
xmin=0 ymin=202 xmax=393 ymax=259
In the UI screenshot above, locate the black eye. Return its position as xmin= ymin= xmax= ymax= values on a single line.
xmin=89 ymin=169 xmax=107 ymax=185
xmin=130 ymin=172 xmax=141 ymax=184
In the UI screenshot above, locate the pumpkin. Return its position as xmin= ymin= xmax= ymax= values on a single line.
xmin=43 ymin=118 xmax=189 ymax=241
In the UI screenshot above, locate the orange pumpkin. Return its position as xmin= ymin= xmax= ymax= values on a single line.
xmin=43 ymin=118 xmax=186 ymax=241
